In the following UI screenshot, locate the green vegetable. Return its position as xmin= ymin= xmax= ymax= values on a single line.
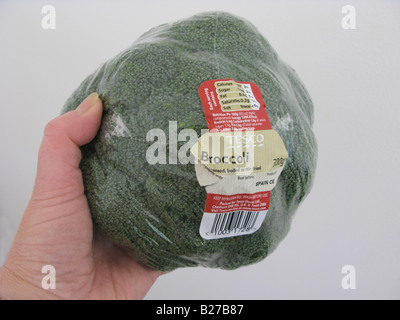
xmin=62 ymin=11 xmax=317 ymax=271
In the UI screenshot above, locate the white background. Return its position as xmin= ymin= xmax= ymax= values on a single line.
xmin=1 ymin=0 xmax=399 ymax=299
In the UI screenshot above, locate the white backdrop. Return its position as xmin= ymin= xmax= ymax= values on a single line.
xmin=1 ymin=0 xmax=399 ymax=299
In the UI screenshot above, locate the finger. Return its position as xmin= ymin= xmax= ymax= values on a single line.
xmin=31 ymin=93 xmax=103 ymax=201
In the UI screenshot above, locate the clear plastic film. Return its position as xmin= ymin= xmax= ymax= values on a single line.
xmin=62 ymin=11 xmax=317 ymax=271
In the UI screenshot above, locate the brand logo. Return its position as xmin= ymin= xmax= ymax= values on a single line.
xmin=226 ymin=133 xmax=264 ymax=148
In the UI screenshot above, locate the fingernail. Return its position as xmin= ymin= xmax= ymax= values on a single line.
xmin=76 ymin=92 xmax=100 ymax=114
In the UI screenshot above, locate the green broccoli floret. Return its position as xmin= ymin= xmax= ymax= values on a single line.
xmin=62 ymin=11 xmax=317 ymax=271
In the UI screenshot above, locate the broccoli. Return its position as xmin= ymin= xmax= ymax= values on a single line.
xmin=62 ymin=11 xmax=317 ymax=271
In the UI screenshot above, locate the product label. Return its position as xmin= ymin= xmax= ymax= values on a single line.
xmin=191 ymin=79 xmax=288 ymax=240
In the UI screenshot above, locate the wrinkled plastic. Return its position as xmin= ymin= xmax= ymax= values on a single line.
xmin=62 ymin=12 xmax=318 ymax=271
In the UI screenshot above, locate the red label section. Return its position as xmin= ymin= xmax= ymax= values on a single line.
xmin=198 ymin=79 xmax=272 ymax=132
xmin=204 ymin=191 xmax=271 ymax=214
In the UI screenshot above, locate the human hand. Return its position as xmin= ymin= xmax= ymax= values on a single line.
xmin=0 ymin=93 xmax=163 ymax=300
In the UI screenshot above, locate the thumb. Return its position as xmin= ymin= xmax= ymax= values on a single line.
xmin=31 ymin=93 xmax=103 ymax=202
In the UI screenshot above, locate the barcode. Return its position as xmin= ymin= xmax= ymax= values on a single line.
xmin=210 ymin=211 xmax=259 ymax=235
xmin=200 ymin=209 xmax=268 ymax=240
xmin=210 ymin=210 xmax=260 ymax=236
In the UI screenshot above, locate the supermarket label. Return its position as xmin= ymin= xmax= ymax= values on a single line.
xmin=192 ymin=79 xmax=288 ymax=240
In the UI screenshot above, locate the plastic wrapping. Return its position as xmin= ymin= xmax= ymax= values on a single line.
xmin=62 ymin=11 xmax=317 ymax=271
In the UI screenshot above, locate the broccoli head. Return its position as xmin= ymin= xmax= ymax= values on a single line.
xmin=62 ymin=11 xmax=317 ymax=271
